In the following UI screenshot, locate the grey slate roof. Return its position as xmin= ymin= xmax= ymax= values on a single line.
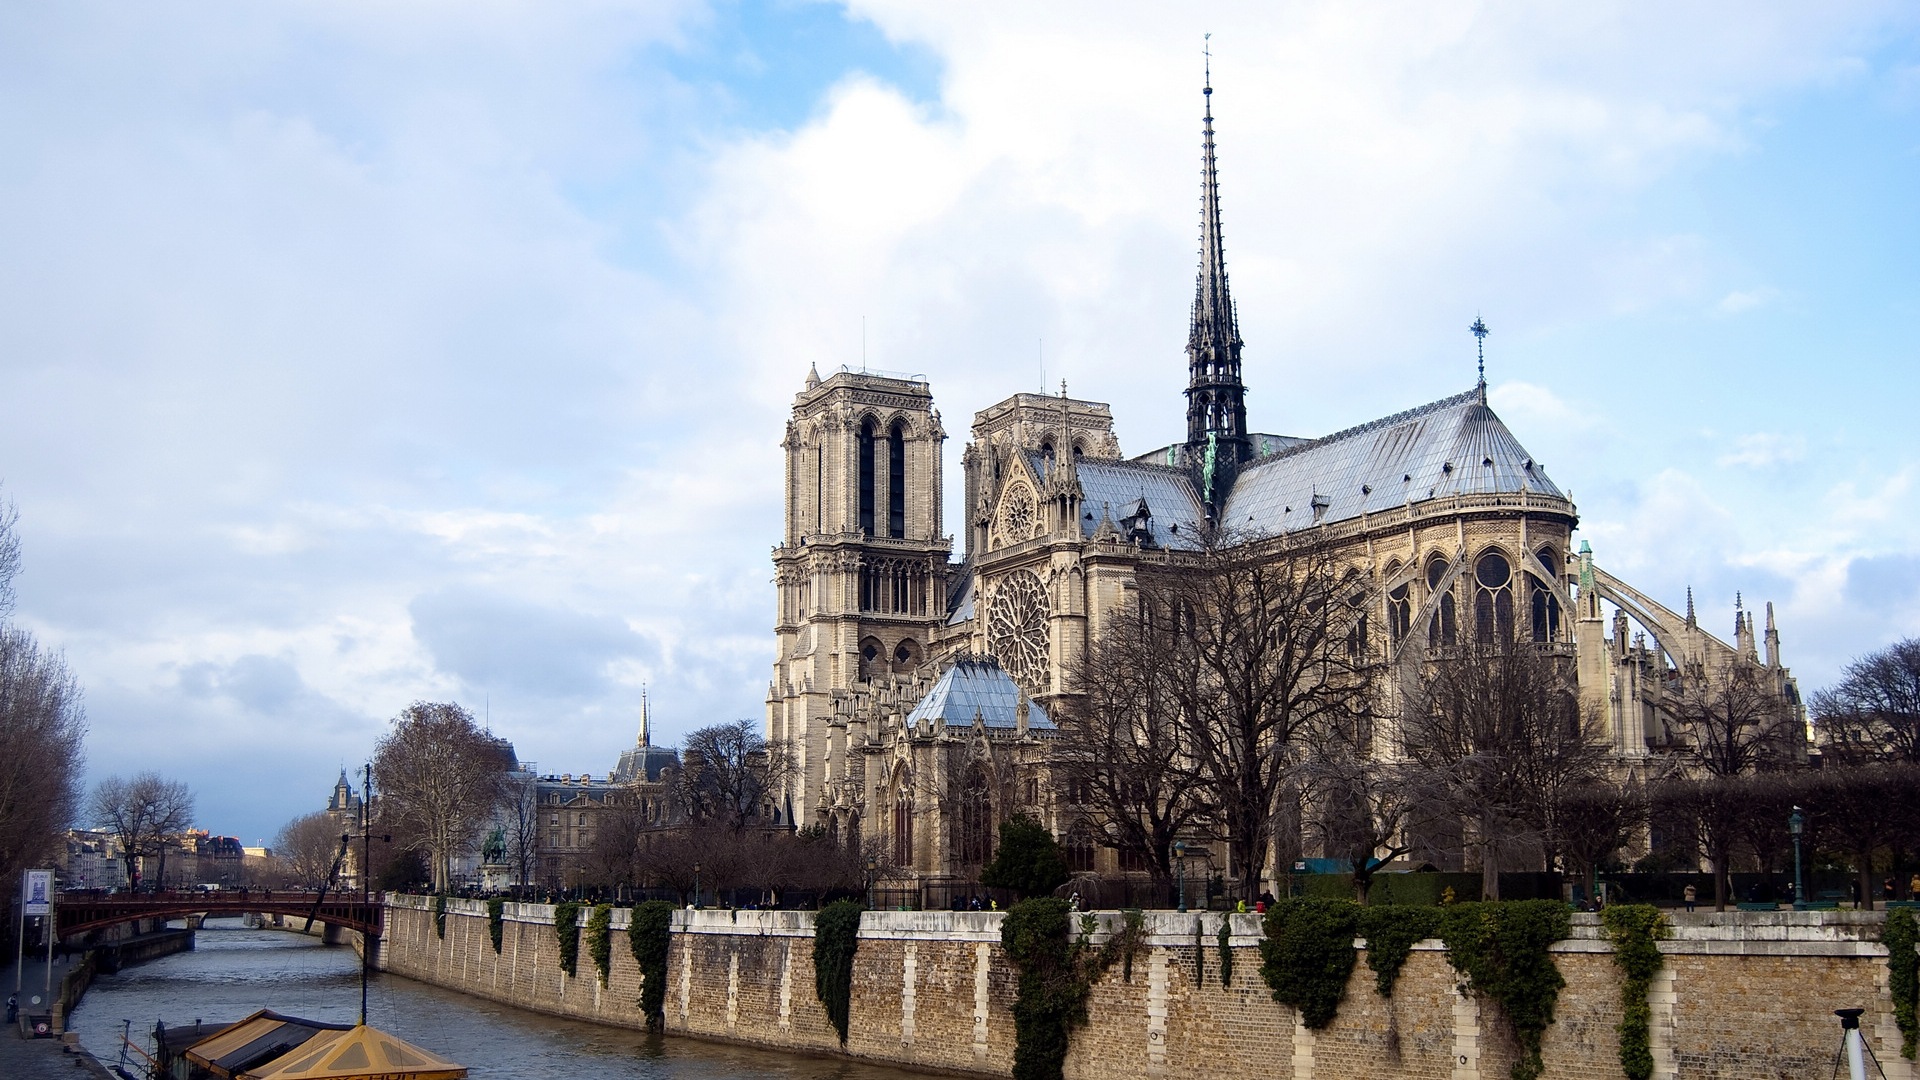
xmin=1221 ymin=389 xmax=1564 ymax=535
xmin=1075 ymin=459 xmax=1209 ymax=549
xmin=904 ymin=657 xmax=1054 ymax=731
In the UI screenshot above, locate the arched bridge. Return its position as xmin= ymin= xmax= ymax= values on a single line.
xmin=55 ymin=891 xmax=384 ymax=939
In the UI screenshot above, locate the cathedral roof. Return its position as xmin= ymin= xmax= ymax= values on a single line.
xmin=1222 ymin=388 xmax=1566 ymax=533
xmin=1076 ymin=459 xmax=1208 ymax=549
xmin=904 ymin=656 xmax=1053 ymax=732
xmin=1051 ymin=389 xmax=1565 ymax=549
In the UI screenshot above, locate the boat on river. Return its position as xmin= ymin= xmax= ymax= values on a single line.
xmin=113 ymin=1009 xmax=466 ymax=1080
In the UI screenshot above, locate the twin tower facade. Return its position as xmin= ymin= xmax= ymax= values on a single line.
xmin=764 ymin=75 xmax=1800 ymax=882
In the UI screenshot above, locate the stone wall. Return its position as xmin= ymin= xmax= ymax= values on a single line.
xmin=377 ymin=897 xmax=1916 ymax=1080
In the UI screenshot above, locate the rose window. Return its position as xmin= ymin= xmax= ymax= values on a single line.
xmin=986 ymin=569 xmax=1050 ymax=691
xmin=995 ymin=483 xmax=1037 ymax=548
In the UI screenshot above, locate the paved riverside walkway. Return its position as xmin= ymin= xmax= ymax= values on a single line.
xmin=6 ymin=954 xmax=112 ymax=1078
xmin=2 ymin=1025 xmax=114 ymax=1079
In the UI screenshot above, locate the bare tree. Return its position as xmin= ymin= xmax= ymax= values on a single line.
xmin=373 ymin=701 xmax=510 ymax=892
xmin=1654 ymin=661 xmax=1800 ymax=909
xmin=0 ymin=626 xmax=87 ymax=889
xmin=578 ymin=795 xmax=649 ymax=891
xmin=674 ymin=720 xmax=796 ymax=835
xmin=498 ymin=770 xmax=541 ymax=893
xmin=275 ymin=811 xmax=347 ymax=890
xmin=0 ymin=490 xmax=20 ymax=620
xmin=1405 ymin=635 xmax=1607 ymax=899
xmin=1055 ymin=600 xmax=1212 ymax=890
xmin=1149 ymin=534 xmax=1375 ymax=899
xmin=1813 ymin=637 xmax=1920 ymax=765
xmin=1556 ymin=775 xmax=1647 ymax=904
xmin=1302 ymin=720 xmax=1415 ymax=903
xmin=90 ymin=772 xmax=195 ymax=891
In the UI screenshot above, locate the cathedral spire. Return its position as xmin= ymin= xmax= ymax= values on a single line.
xmin=639 ymin=685 xmax=651 ymax=748
xmin=1185 ymin=38 xmax=1250 ymax=463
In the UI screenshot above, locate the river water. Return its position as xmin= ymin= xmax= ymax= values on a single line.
xmin=68 ymin=920 xmax=934 ymax=1080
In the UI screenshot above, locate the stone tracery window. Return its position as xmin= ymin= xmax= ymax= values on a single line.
xmin=986 ymin=569 xmax=1051 ymax=692
xmin=1065 ymin=822 xmax=1096 ymax=875
xmin=1426 ymin=554 xmax=1457 ymax=647
xmin=892 ymin=772 xmax=914 ymax=869
xmin=1473 ymin=551 xmax=1514 ymax=643
xmin=954 ymin=765 xmax=993 ymax=867
xmin=994 ymin=482 xmax=1039 ymax=548
xmin=1530 ymin=546 xmax=1562 ymax=643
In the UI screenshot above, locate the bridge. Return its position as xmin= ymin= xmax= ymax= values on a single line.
xmin=55 ymin=891 xmax=385 ymax=939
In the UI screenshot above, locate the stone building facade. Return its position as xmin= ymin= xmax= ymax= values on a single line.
xmin=765 ymin=74 xmax=1802 ymax=887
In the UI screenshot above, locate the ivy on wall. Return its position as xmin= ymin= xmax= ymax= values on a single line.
xmin=1259 ymin=898 xmax=1361 ymax=1029
xmin=813 ymin=900 xmax=863 ymax=1044
xmin=585 ymin=903 xmax=614 ymax=988
xmin=1438 ymin=900 xmax=1571 ymax=1080
xmin=1358 ymin=906 xmax=1441 ymax=998
xmin=1217 ymin=919 xmax=1235 ymax=988
xmin=1885 ymin=906 xmax=1918 ymax=1060
xmin=1602 ymin=904 xmax=1669 ymax=1080
xmin=552 ymin=900 xmax=582 ymax=978
xmin=1003 ymin=898 xmax=1090 ymax=1080
xmin=628 ymin=900 xmax=676 ymax=1030
xmin=433 ymin=893 xmax=448 ymax=939
xmin=486 ymin=897 xmax=505 ymax=954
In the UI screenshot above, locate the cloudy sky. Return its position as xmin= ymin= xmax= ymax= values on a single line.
xmin=3 ymin=1 xmax=1917 ymax=844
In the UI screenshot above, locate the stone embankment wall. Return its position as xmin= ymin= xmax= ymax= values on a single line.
xmin=378 ymin=896 xmax=1916 ymax=1080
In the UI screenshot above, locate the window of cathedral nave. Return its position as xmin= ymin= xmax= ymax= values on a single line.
xmin=1473 ymin=550 xmax=1515 ymax=644
xmin=891 ymin=778 xmax=914 ymax=868
xmin=1385 ymin=559 xmax=1413 ymax=644
xmin=1065 ymin=823 xmax=1096 ymax=875
xmin=1426 ymin=553 xmax=1457 ymax=647
xmin=954 ymin=766 xmax=993 ymax=867
xmin=1530 ymin=545 xmax=1563 ymax=643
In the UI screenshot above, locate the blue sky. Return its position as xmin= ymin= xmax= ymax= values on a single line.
xmin=1 ymin=1 xmax=1916 ymax=844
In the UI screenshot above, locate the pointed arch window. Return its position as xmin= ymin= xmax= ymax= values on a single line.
xmin=1473 ymin=551 xmax=1514 ymax=644
xmin=955 ymin=766 xmax=993 ymax=866
xmin=1065 ymin=823 xmax=1096 ymax=875
xmin=892 ymin=776 xmax=914 ymax=869
xmin=888 ymin=422 xmax=907 ymax=538
xmin=1386 ymin=561 xmax=1412 ymax=644
xmin=857 ymin=419 xmax=877 ymax=535
xmin=1426 ymin=554 xmax=1456 ymax=647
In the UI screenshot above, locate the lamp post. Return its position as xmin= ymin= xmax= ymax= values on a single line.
xmin=1174 ymin=840 xmax=1187 ymax=913
xmin=1790 ymin=806 xmax=1805 ymax=910
xmin=865 ymin=856 xmax=877 ymax=910
xmin=692 ymin=863 xmax=701 ymax=910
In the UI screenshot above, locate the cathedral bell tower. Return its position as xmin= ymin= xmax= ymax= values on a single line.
xmin=769 ymin=366 xmax=951 ymax=827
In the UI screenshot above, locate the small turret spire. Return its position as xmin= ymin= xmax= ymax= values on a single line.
xmin=639 ymin=685 xmax=651 ymax=748
xmin=1470 ymin=316 xmax=1490 ymax=402
xmin=1685 ymin=586 xmax=1696 ymax=627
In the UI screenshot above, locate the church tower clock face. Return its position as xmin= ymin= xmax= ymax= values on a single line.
xmin=994 ymin=482 xmax=1038 ymax=548
xmin=986 ymin=569 xmax=1050 ymax=692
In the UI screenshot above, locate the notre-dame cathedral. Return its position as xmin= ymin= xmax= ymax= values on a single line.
xmin=765 ymin=73 xmax=1802 ymax=889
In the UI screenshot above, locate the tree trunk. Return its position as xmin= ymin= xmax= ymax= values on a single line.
xmin=1712 ymin=847 xmax=1729 ymax=912
xmin=1856 ymin=855 xmax=1875 ymax=911
xmin=1480 ymin=813 xmax=1501 ymax=900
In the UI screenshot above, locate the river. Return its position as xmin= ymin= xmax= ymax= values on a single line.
xmin=68 ymin=919 xmax=936 ymax=1080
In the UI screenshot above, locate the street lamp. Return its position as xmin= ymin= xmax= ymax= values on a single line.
xmin=692 ymin=863 xmax=701 ymax=910
xmin=1174 ymin=841 xmax=1188 ymax=913
xmin=865 ymin=856 xmax=877 ymax=910
xmin=1790 ymin=806 xmax=1805 ymax=910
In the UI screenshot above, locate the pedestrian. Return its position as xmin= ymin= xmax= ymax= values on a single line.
xmin=6 ymin=993 xmax=16 ymax=1024
xmin=1910 ymin=873 xmax=1920 ymax=900
xmin=1885 ymin=878 xmax=1896 ymax=902
xmin=1682 ymin=884 xmax=1697 ymax=912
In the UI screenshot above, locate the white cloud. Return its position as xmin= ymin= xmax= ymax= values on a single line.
xmin=1717 ymin=432 xmax=1806 ymax=468
xmin=1713 ymin=286 xmax=1781 ymax=315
